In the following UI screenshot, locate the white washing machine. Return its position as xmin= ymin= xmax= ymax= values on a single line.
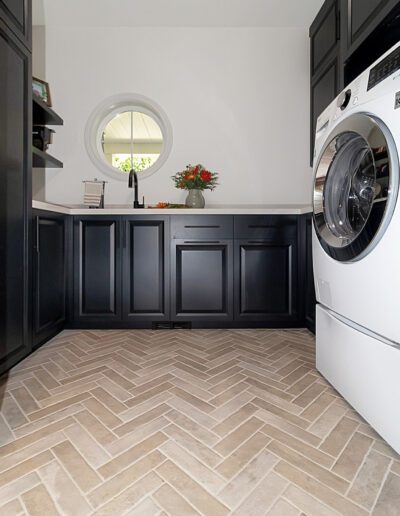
xmin=312 ymin=42 xmax=400 ymax=453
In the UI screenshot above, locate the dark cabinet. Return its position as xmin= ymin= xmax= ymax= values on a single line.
xmin=0 ymin=0 xmax=31 ymax=50
xmin=234 ymin=216 xmax=299 ymax=324
xmin=33 ymin=210 xmax=66 ymax=347
xmin=74 ymin=217 xmax=122 ymax=323
xmin=310 ymin=0 xmax=341 ymax=164
xmin=0 ymin=19 xmax=31 ymax=376
xmin=122 ymin=216 xmax=170 ymax=323
xmin=171 ymin=240 xmax=234 ymax=322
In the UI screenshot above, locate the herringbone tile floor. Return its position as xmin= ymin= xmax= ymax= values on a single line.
xmin=0 ymin=329 xmax=399 ymax=515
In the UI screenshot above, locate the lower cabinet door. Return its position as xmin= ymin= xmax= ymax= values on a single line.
xmin=74 ymin=217 xmax=122 ymax=322
xmin=33 ymin=211 xmax=66 ymax=347
xmin=171 ymin=239 xmax=233 ymax=321
xmin=234 ymin=239 xmax=298 ymax=323
xmin=122 ymin=216 xmax=169 ymax=322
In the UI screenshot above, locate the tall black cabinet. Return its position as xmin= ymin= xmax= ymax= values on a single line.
xmin=0 ymin=3 xmax=32 ymax=376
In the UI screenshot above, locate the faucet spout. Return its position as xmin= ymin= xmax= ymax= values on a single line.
xmin=128 ymin=169 xmax=144 ymax=208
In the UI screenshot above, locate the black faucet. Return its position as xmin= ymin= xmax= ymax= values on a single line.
xmin=128 ymin=169 xmax=145 ymax=208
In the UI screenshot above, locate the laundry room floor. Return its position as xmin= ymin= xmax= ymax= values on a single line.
xmin=0 ymin=329 xmax=399 ymax=515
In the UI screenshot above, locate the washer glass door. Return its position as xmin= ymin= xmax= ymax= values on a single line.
xmin=313 ymin=113 xmax=398 ymax=261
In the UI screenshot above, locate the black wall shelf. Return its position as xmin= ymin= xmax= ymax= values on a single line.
xmin=33 ymin=96 xmax=63 ymax=126
xmin=32 ymin=146 xmax=63 ymax=168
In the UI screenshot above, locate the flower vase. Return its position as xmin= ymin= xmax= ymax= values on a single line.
xmin=185 ymin=189 xmax=205 ymax=208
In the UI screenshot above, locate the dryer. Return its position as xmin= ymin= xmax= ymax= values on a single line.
xmin=312 ymin=42 xmax=400 ymax=453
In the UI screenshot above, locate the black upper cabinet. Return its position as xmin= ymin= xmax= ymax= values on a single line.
xmin=309 ymin=0 xmax=341 ymax=164
xmin=33 ymin=210 xmax=66 ymax=347
xmin=0 ymin=20 xmax=31 ymax=375
xmin=0 ymin=0 xmax=31 ymax=50
xmin=342 ymin=0 xmax=400 ymax=57
xmin=234 ymin=216 xmax=299 ymax=324
xmin=171 ymin=240 xmax=234 ymax=322
xmin=310 ymin=0 xmax=340 ymax=75
xmin=74 ymin=217 xmax=122 ymax=322
xmin=122 ymin=216 xmax=170 ymax=322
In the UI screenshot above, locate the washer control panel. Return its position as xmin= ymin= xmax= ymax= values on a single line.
xmin=368 ymin=45 xmax=400 ymax=91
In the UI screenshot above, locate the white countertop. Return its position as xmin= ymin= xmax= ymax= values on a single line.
xmin=32 ymin=200 xmax=312 ymax=215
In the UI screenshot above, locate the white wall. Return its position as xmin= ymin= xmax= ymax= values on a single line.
xmin=33 ymin=26 xmax=312 ymax=206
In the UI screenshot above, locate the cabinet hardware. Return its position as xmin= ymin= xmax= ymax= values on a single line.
xmin=184 ymin=225 xmax=221 ymax=229
xmin=183 ymin=240 xmax=221 ymax=244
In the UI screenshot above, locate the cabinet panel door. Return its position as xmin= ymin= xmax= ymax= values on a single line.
xmin=74 ymin=217 xmax=121 ymax=320
xmin=349 ymin=0 xmax=391 ymax=46
xmin=33 ymin=212 xmax=66 ymax=346
xmin=310 ymin=0 xmax=339 ymax=75
xmin=310 ymin=56 xmax=339 ymax=163
xmin=171 ymin=240 xmax=233 ymax=321
xmin=0 ymin=0 xmax=31 ymax=50
xmin=0 ymin=22 xmax=31 ymax=375
xmin=234 ymin=240 xmax=298 ymax=322
xmin=123 ymin=217 xmax=169 ymax=321
xmin=305 ymin=215 xmax=316 ymax=332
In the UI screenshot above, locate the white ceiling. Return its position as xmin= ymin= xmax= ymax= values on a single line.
xmin=33 ymin=0 xmax=325 ymax=28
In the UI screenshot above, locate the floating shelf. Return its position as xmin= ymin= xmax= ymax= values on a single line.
xmin=32 ymin=147 xmax=63 ymax=168
xmin=33 ymin=96 xmax=63 ymax=126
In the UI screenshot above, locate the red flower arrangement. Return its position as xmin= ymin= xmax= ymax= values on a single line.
xmin=172 ymin=164 xmax=218 ymax=191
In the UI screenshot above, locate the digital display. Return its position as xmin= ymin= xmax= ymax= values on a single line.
xmin=368 ymin=46 xmax=400 ymax=91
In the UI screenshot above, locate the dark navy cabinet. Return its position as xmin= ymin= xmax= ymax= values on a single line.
xmin=0 ymin=0 xmax=31 ymax=50
xmin=33 ymin=210 xmax=67 ymax=347
xmin=74 ymin=216 xmax=122 ymax=323
xmin=0 ymin=12 xmax=32 ymax=376
xmin=122 ymin=216 xmax=170 ymax=324
xmin=234 ymin=216 xmax=300 ymax=325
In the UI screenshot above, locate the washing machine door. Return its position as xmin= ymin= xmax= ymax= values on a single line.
xmin=313 ymin=113 xmax=398 ymax=262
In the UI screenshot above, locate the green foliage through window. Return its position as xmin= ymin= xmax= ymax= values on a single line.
xmin=112 ymin=155 xmax=156 ymax=173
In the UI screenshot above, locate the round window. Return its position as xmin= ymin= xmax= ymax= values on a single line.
xmin=85 ymin=94 xmax=173 ymax=180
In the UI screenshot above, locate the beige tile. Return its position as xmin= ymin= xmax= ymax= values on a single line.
xmin=125 ymin=382 xmax=173 ymax=409
xmin=286 ymin=373 xmax=317 ymax=396
xmin=319 ymin=416 xmax=359 ymax=456
xmin=275 ymin=461 xmax=367 ymax=516
xmin=300 ymin=392 xmax=336 ymax=422
xmin=166 ymin=408 xmax=219 ymax=446
xmin=114 ymin=403 xmax=170 ymax=437
xmin=23 ymin=377 xmax=50 ymax=401
xmin=164 ymin=423 xmax=222 ymax=468
xmin=99 ymin=431 xmax=167 ymax=479
xmin=214 ymin=416 xmax=264 ymax=456
xmin=283 ymin=484 xmax=340 ymax=516
xmin=27 ymin=393 xmax=91 ymax=422
xmin=93 ymin=472 xmax=163 ymax=515
xmin=74 ymin=410 xmax=116 ymax=447
xmin=0 ymin=450 xmax=52 ymax=491
xmin=267 ymin=440 xmax=349 ymax=494
xmin=332 ymin=431 xmax=373 ymax=481
xmin=0 ymin=416 xmax=75 ymax=457
xmin=13 ymin=404 xmax=84 ymax=438
xmin=373 ymin=472 xmax=400 ymax=515
xmin=10 ymin=386 xmax=40 ymax=414
xmin=37 ymin=460 xmax=91 ymax=516
xmin=161 ymin=439 xmax=225 ymax=494
xmin=21 ymin=483 xmax=59 ymax=515
xmin=1 ymin=395 xmax=28 ymax=429
xmin=0 ymin=498 xmax=26 ymax=516
xmin=126 ymin=495 xmax=162 ymax=515
xmin=216 ymin=431 xmax=270 ymax=479
xmin=212 ymin=403 xmax=258 ymax=437
xmin=0 ymin=413 xmax=14 ymax=446
xmin=219 ymin=450 xmax=279 ymax=509
xmin=63 ymin=423 xmax=111 ymax=469
xmin=51 ymin=440 xmax=101 ymax=492
xmin=372 ymin=440 xmax=400 ymax=461
xmin=33 ymin=369 xmax=60 ymax=390
xmin=348 ymin=450 xmax=391 ymax=509
xmin=253 ymin=398 xmax=309 ymax=429
xmin=153 ymin=483 xmax=200 ymax=515
xmin=391 ymin=460 xmax=400 ymax=476
xmin=88 ymin=450 xmax=165 ymax=508
xmin=96 ymin=376 xmax=132 ymax=402
xmin=262 ymin=423 xmax=334 ymax=468
xmin=82 ymin=397 xmax=122 ymax=428
xmin=308 ymin=401 xmax=349 ymax=439
xmin=267 ymin=498 xmax=300 ymax=516
xmin=157 ymin=459 xmax=229 ymax=515
xmin=292 ymin=382 xmax=327 ymax=408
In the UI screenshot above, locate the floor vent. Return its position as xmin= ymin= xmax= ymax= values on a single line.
xmin=152 ymin=322 xmax=192 ymax=330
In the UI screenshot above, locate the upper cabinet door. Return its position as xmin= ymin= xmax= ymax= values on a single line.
xmin=343 ymin=0 xmax=399 ymax=56
xmin=0 ymin=0 xmax=31 ymax=51
xmin=310 ymin=0 xmax=340 ymax=76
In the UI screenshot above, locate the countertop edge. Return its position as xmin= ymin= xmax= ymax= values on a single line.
xmin=32 ymin=200 xmax=313 ymax=216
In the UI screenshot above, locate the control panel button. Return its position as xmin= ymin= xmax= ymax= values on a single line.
xmin=337 ymin=89 xmax=352 ymax=110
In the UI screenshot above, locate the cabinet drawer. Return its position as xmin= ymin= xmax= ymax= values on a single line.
xmin=171 ymin=215 xmax=233 ymax=240
xmin=234 ymin=215 xmax=298 ymax=240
